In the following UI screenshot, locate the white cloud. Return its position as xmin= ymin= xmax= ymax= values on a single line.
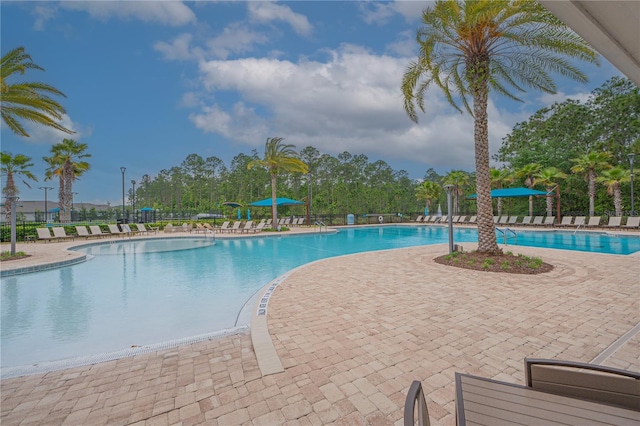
xmin=31 ymin=5 xmax=57 ymax=31
xmin=154 ymin=33 xmax=195 ymax=61
xmin=247 ymin=2 xmax=312 ymax=36
xmin=359 ymin=1 xmax=432 ymax=25
xmin=19 ymin=114 xmax=91 ymax=146
xmin=205 ymin=23 xmax=269 ymax=60
xmin=190 ymin=44 xmax=520 ymax=173
xmin=61 ymin=1 xmax=196 ymax=26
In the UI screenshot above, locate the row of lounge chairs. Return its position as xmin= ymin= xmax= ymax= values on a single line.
xmin=412 ymin=214 xmax=640 ymax=229
xmin=35 ymin=224 xmax=159 ymax=242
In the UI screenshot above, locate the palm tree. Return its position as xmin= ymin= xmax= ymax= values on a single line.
xmin=597 ymin=167 xmax=630 ymax=217
xmin=490 ymin=167 xmax=514 ymax=217
xmin=1 ymin=46 xmax=74 ymax=137
xmin=43 ymin=139 xmax=90 ymax=222
xmin=401 ymin=0 xmax=597 ymax=254
xmin=415 ymin=180 xmax=441 ymax=215
xmin=1 ymin=151 xmax=37 ymax=222
xmin=247 ymin=137 xmax=308 ymax=227
xmin=516 ymin=163 xmax=542 ymax=217
xmin=534 ymin=167 xmax=567 ymax=218
xmin=570 ymin=151 xmax=612 ymax=216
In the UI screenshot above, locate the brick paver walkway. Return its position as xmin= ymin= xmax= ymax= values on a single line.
xmin=1 ymin=242 xmax=639 ymax=425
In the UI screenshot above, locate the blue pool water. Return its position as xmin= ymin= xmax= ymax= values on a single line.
xmin=2 ymin=226 xmax=639 ymax=369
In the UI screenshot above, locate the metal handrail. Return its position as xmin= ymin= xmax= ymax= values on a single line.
xmin=314 ymin=221 xmax=327 ymax=232
xmin=573 ymin=222 xmax=583 ymax=235
xmin=496 ymin=227 xmax=517 ymax=245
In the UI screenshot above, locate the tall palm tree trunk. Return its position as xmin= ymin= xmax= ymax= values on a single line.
xmin=613 ymin=185 xmax=622 ymax=216
xmin=545 ymin=187 xmax=553 ymax=217
xmin=472 ymin=73 xmax=500 ymax=254
xmin=4 ymin=173 xmax=16 ymax=222
xmin=588 ymin=170 xmax=596 ymax=216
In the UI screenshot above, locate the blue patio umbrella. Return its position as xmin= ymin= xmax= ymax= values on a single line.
xmin=140 ymin=207 xmax=154 ymax=211
xmin=249 ymin=197 xmax=305 ymax=207
xmin=247 ymin=209 xmax=251 ymax=220
xmin=237 ymin=209 xmax=241 ymax=219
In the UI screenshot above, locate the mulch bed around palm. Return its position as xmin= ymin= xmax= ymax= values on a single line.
xmin=434 ymin=250 xmax=554 ymax=274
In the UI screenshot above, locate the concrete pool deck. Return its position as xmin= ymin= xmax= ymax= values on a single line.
xmin=1 ymin=228 xmax=639 ymax=425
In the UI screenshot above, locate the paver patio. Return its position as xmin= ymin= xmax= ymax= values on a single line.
xmin=1 ymin=236 xmax=639 ymax=425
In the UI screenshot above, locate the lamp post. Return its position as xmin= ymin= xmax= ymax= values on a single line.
xmin=131 ymin=180 xmax=136 ymax=223
xmin=120 ymin=167 xmax=126 ymax=223
xmin=444 ymin=184 xmax=455 ymax=254
xmin=71 ymin=192 xmax=78 ymax=221
xmin=629 ymin=154 xmax=636 ymax=216
xmin=39 ymin=186 xmax=53 ymax=222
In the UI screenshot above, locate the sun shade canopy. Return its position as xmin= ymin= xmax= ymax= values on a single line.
xmin=467 ymin=188 xmax=549 ymax=199
xmin=249 ymin=197 xmax=305 ymax=207
xmin=222 ymin=202 xmax=243 ymax=208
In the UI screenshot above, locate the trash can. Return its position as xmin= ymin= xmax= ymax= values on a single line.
xmin=347 ymin=214 xmax=355 ymax=225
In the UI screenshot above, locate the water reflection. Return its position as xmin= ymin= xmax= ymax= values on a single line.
xmin=46 ymin=268 xmax=90 ymax=341
xmin=1 ymin=277 xmax=35 ymax=338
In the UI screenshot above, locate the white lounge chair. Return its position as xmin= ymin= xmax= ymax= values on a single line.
xmin=75 ymin=226 xmax=94 ymax=239
xmin=241 ymin=220 xmax=254 ymax=233
xmin=218 ymin=221 xmax=231 ymax=232
xmin=89 ymin=225 xmax=107 ymax=238
xmin=52 ymin=227 xmax=75 ymax=240
xmin=557 ymin=216 xmax=573 ymax=227
xmin=573 ymin=216 xmax=586 ymax=227
xmin=230 ymin=221 xmax=243 ymax=233
xmin=623 ymin=216 xmax=640 ymax=230
xmin=520 ymin=216 xmax=532 ymax=226
xmin=36 ymin=227 xmax=56 ymax=242
xmin=604 ymin=216 xmax=622 ymax=229
xmin=586 ymin=216 xmax=601 ymax=227
xmin=108 ymin=224 xmax=126 ymax=237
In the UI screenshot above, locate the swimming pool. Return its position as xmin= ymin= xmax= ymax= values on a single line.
xmin=2 ymin=226 xmax=639 ymax=370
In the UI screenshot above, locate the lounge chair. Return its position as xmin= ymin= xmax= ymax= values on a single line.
xmin=230 ymin=221 xmax=243 ymax=232
xmin=542 ymin=216 xmax=555 ymax=226
xmin=604 ymin=216 xmax=622 ymax=229
xmin=241 ymin=220 xmax=253 ymax=233
xmin=467 ymin=216 xmax=476 ymax=224
xmin=75 ymin=226 xmax=94 ymax=239
xmin=203 ymin=223 xmax=215 ymax=233
xmin=414 ymin=215 xmax=424 ymax=223
xmin=181 ymin=223 xmax=193 ymax=233
xmin=520 ymin=216 xmax=532 ymax=226
xmin=524 ymin=358 xmax=640 ymax=410
xmin=623 ymin=216 xmax=640 ymax=230
xmin=135 ymin=223 xmax=156 ymax=235
xmin=250 ymin=222 xmax=265 ymax=233
xmin=52 ymin=227 xmax=75 ymax=240
xmin=427 ymin=216 xmax=438 ymax=223
xmin=403 ymin=380 xmax=431 ymax=426
xmin=586 ymin=216 xmax=601 ymax=227
xmin=507 ymin=216 xmax=518 ymax=225
xmin=36 ymin=227 xmax=56 ymax=242
xmin=498 ymin=216 xmax=509 ymax=224
xmin=121 ymin=224 xmax=137 ymax=236
xmin=108 ymin=224 xmax=126 ymax=237
xmin=164 ymin=223 xmax=175 ymax=233
xmin=218 ymin=221 xmax=231 ymax=232
xmin=531 ymin=216 xmax=544 ymax=226
xmin=265 ymin=219 xmax=272 ymax=226
xmin=89 ymin=225 xmax=108 ymax=238
xmin=457 ymin=216 xmax=467 ymax=224
xmin=573 ymin=216 xmax=586 ymax=227
xmin=493 ymin=216 xmax=500 ymax=223
xmin=557 ymin=216 xmax=573 ymax=227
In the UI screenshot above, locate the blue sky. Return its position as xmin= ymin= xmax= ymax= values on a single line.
xmin=1 ymin=1 xmax=623 ymax=205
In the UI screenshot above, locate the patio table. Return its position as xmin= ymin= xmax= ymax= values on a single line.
xmin=455 ymin=372 xmax=640 ymax=425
